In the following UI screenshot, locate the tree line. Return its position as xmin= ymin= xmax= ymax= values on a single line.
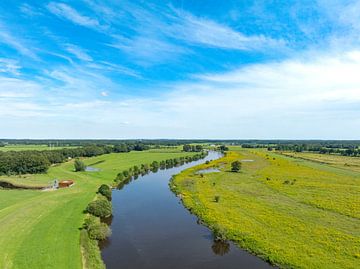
xmin=182 ymin=144 xmax=203 ymax=152
xmin=0 ymin=143 xmax=150 ymax=175
xmin=114 ymin=152 xmax=208 ymax=188
xmin=273 ymin=144 xmax=360 ymax=156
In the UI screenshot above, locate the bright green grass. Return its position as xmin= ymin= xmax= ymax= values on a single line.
xmin=171 ymin=148 xmax=360 ymax=269
xmin=0 ymin=149 xmax=195 ymax=269
xmin=0 ymin=144 xmax=77 ymax=151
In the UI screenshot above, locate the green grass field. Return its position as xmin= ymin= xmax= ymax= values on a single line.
xmin=0 ymin=144 xmax=78 ymax=152
xmin=0 ymin=149 xmax=195 ymax=269
xmin=171 ymin=148 xmax=360 ymax=268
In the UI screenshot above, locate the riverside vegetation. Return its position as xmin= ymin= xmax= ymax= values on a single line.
xmin=171 ymin=147 xmax=360 ymax=269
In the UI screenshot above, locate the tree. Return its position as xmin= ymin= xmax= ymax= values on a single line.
xmin=98 ymin=184 xmax=112 ymax=200
xmin=219 ymin=145 xmax=229 ymax=151
xmin=86 ymin=199 xmax=112 ymax=218
xmin=74 ymin=159 xmax=86 ymax=172
xmin=231 ymin=161 xmax=241 ymax=172
xmin=183 ymin=144 xmax=192 ymax=152
xmin=84 ymin=216 xmax=111 ymax=240
xmin=116 ymin=173 xmax=124 ymax=182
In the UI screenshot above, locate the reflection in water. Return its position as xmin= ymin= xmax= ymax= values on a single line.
xmin=101 ymin=215 xmax=113 ymax=226
xmin=212 ymin=239 xmax=230 ymax=256
xmin=98 ymin=215 xmax=113 ymax=249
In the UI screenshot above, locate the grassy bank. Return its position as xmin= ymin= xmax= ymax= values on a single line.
xmin=0 ymin=149 xmax=195 ymax=269
xmin=171 ymin=148 xmax=360 ymax=268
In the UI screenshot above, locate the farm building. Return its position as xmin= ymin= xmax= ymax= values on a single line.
xmin=58 ymin=180 xmax=74 ymax=188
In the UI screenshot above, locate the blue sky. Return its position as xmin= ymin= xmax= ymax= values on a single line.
xmin=0 ymin=0 xmax=360 ymax=139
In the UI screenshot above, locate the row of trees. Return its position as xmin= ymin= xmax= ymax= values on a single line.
xmin=114 ymin=152 xmax=208 ymax=187
xmin=274 ymin=144 xmax=360 ymax=156
xmin=83 ymin=184 xmax=113 ymax=241
xmin=183 ymin=144 xmax=203 ymax=152
xmin=0 ymin=143 xmax=151 ymax=175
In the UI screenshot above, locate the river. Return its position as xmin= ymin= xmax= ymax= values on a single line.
xmin=101 ymin=151 xmax=272 ymax=269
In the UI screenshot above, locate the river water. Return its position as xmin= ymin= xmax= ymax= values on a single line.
xmin=101 ymin=151 xmax=272 ymax=269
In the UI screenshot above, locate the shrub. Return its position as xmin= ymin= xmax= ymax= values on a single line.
xmin=74 ymin=159 xmax=86 ymax=172
xmin=98 ymin=184 xmax=112 ymax=200
xmin=122 ymin=170 xmax=130 ymax=178
xmin=116 ymin=173 xmax=124 ymax=182
xmin=84 ymin=216 xmax=111 ymax=240
xmin=86 ymin=198 xmax=112 ymax=217
xmin=88 ymin=222 xmax=111 ymax=240
xmin=231 ymin=161 xmax=241 ymax=172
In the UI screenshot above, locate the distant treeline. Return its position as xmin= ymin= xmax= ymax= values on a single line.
xmin=2 ymin=139 xmax=360 ymax=147
xmin=0 ymin=143 xmax=150 ymax=175
xmin=241 ymin=143 xmax=360 ymax=157
xmin=273 ymin=144 xmax=360 ymax=156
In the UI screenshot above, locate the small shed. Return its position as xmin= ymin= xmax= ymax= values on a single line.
xmin=59 ymin=180 xmax=74 ymax=188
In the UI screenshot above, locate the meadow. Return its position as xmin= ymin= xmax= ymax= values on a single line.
xmin=0 ymin=144 xmax=78 ymax=151
xmin=281 ymin=151 xmax=360 ymax=173
xmin=0 ymin=149 xmax=195 ymax=269
xmin=171 ymin=148 xmax=360 ymax=268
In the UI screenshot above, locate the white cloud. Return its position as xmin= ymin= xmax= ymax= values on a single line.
xmin=0 ymin=59 xmax=21 ymax=75
xmin=20 ymin=4 xmax=42 ymax=17
xmin=100 ymin=91 xmax=108 ymax=97
xmin=168 ymin=8 xmax=285 ymax=51
xmin=65 ymin=44 xmax=93 ymax=61
xmin=47 ymin=2 xmax=101 ymax=29
xmin=106 ymin=4 xmax=284 ymax=64
xmin=2 ymin=49 xmax=360 ymax=139
xmin=0 ymin=23 xmax=38 ymax=59
xmin=109 ymin=35 xmax=189 ymax=65
xmin=0 ymin=77 xmax=41 ymax=98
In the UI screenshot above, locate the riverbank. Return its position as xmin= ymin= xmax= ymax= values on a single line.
xmin=171 ymin=148 xmax=360 ymax=268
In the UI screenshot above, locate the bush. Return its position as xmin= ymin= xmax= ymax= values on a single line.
xmin=88 ymin=222 xmax=111 ymax=240
xmin=74 ymin=159 xmax=86 ymax=172
xmin=116 ymin=173 xmax=124 ymax=182
xmin=98 ymin=184 xmax=112 ymax=200
xmin=84 ymin=216 xmax=111 ymax=240
xmin=86 ymin=198 xmax=112 ymax=217
xmin=231 ymin=161 xmax=241 ymax=172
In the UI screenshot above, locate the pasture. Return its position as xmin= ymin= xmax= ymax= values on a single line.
xmin=0 ymin=144 xmax=77 ymax=152
xmin=0 ymin=149 xmax=194 ymax=269
xmin=171 ymin=148 xmax=360 ymax=268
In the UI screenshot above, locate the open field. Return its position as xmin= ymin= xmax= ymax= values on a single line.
xmin=171 ymin=148 xmax=360 ymax=268
xmin=0 ymin=144 xmax=78 ymax=152
xmin=281 ymin=151 xmax=360 ymax=173
xmin=0 ymin=149 xmax=195 ymax=269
